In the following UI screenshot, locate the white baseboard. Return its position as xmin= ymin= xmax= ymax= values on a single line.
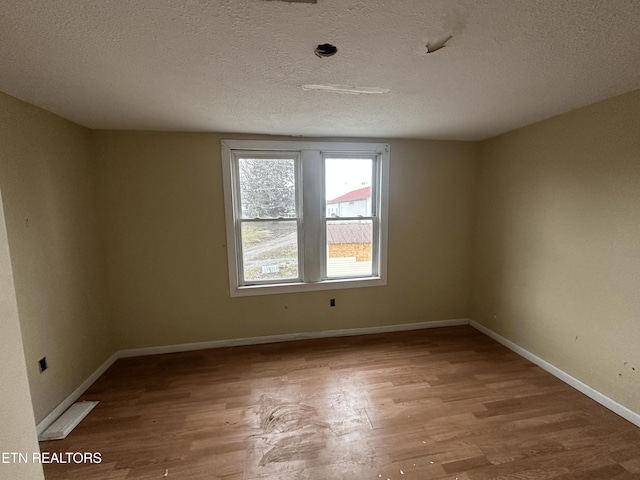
xmin=37 ymin=318 xmax=640 ymax=436
xmin=469 ymin=320 xmax=640 ymax=428
xmin=36 ymin=352 xmax=118 ymax=437
xmin=118 ymin=318 xmax=470 ymax=358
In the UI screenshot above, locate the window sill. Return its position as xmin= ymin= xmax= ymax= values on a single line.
xmin=230 ymin=277 xmax=386 ymax=297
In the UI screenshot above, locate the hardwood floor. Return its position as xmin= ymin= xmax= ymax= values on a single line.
xmin=40 ymin=326 xmax=640 ymax=479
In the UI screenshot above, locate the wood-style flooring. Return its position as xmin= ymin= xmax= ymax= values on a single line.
xmin=40 ymin=326 xmax=640 ymax=479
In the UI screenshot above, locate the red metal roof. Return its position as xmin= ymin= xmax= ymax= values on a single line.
xmin=327 ymin=186 xmax=371 ymax=204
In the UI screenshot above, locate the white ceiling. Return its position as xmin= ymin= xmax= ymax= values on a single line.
xmin=1 ymin=0 xmax=639 ymax=140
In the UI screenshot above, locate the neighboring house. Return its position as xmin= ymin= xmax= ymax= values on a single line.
xmin=326 ymin=186 xmax=371 ymax=218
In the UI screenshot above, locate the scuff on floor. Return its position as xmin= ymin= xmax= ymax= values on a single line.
xmin=258 ymin=395 xmax=330 ymax=467
xmin=245 ymin=392 xmax=377 ymax=478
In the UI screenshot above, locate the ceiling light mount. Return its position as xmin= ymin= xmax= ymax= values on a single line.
xmin=315 ymin=43 xmax=338 ymax=58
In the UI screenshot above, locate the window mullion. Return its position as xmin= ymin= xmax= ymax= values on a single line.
xmin=301 ymin=150 xmax=322 ymax=283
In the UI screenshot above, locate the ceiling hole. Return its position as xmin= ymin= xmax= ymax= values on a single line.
xmin=315 ymin=43 xmax=338 ymax=58
xmin=426 ymin=34 xmax=453 ymax=53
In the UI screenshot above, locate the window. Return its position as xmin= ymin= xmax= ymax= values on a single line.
xmin=221 ymin=140 xmax=389 ymax=296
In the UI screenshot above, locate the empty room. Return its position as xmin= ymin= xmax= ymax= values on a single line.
xmin=1 ymin=1 xmax=639 ymax=479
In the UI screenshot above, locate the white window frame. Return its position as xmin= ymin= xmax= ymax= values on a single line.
xmin=221 ymin=140 xmax=389 ymax=297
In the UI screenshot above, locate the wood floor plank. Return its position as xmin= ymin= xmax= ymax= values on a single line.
xmin=39 ymin=326 xmax=640 ymax=479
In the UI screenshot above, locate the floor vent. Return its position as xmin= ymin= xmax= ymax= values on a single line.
xmin=38 ymin=401 xmax=98 ymax=441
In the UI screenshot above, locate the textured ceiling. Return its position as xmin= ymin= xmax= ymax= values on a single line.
xmin=1 ymin=0 xmax=639 ymax=140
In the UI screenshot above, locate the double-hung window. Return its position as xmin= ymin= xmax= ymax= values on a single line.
xmin=221 ymin=140 xmax=389 ymax=296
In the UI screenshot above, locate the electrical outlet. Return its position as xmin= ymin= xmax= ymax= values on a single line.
xmin=38 ymin=357 xmax=47 ymax=373
xmin=330 ymin=298 xmax=336 ymax=307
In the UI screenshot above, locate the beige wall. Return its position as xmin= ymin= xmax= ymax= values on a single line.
xmin=0 ymin=190 xmax=44 ymax=479
xmin=0 ymin=92 xmax=114 ymax=423
xmin=471 ymin=90 xmax=640 ymax=413
xmin=95 ymin=132 xmax=478 ymax=348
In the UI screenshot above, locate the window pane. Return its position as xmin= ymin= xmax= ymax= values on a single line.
xmin=326 ymin=220 xmax=372 ymax=278
xmin=239 ymin=158 xmax=296 ymax=219
xmin=325 ymin=158 xmax=372 ymax=217
xmin=241 ymin=221 xmax=299 ymax=282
